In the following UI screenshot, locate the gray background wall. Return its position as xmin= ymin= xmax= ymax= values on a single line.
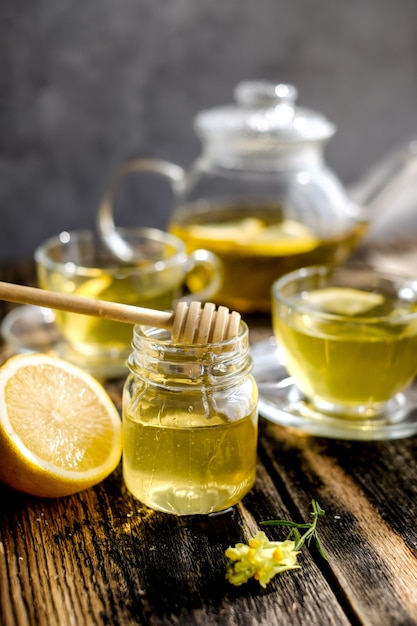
xmin=1 ymin=0 xmax=417 ymax=263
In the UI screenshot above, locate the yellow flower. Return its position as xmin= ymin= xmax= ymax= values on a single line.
xmin=225 ymin=530 xmax=300 ymax=588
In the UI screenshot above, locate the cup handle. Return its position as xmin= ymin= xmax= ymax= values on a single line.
xmin=179 ymin=249 xmax=223 ymax=305
xmin=97 ymin=157 xmax=185 ymax=263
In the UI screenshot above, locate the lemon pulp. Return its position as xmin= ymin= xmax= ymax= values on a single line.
xmin=0 ymin=353 xmax=122 ymax=497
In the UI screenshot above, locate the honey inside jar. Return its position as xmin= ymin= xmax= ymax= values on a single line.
xmin=123 ymin=399 xmax=257 ymax=516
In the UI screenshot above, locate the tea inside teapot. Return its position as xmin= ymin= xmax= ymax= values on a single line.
xmin=169 ymin=202 xmax=363 ymax=313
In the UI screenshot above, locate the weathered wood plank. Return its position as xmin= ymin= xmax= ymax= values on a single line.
xmin=0 ymin=458 xmax=352 ymax=626
xmin=259 ymin=420 xmax=417 ymax=626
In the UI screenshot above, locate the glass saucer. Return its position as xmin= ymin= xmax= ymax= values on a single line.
xmin=1 ymin=305 xmax=63 ymax=354
xmin=251 ymin=336 xmax=417 ymax=440
xmin=1 ymin=305 xmax=129 ymax=378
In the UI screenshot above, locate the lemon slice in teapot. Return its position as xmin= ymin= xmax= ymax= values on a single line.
xmin=188 ymin=218 xmax=264 ymax=245
xmin=248 ymin=220 xmax=318 ymax=254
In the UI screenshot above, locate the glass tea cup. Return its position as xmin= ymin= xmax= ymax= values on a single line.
xmin=271 ymin=265 xmax=417 ymax=423
xmin=34 ymin=227 xmax=222 ymax=377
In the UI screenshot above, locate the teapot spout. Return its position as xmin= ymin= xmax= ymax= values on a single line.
xmin=349 ymin=137 xmax=417 ymax=244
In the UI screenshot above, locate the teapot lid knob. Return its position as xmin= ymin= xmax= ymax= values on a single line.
xmin=234 ymin=81 xmax=298 ymax=108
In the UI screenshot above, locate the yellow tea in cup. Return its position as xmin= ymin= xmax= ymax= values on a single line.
xmin=35 ymin=228 xmax=221 ymax=377
xmin=272 ymin=266 xmax=417 ymax=420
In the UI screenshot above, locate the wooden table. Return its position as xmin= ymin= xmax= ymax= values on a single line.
xmin=1 ymin=259 xmax=417 ymax=626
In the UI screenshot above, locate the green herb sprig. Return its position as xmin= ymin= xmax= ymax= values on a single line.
xmin=261 ymin=499 xmax=327 ymax=560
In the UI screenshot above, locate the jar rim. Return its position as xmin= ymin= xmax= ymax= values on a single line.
xmin=132 ymin=320 xmax=250 ymax=351
xmin=128 ymin=321 xmax=252 ymax=384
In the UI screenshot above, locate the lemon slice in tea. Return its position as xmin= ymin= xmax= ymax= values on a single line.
xmin=249 ymin=220 xmax=318 ymax=255
xmin=61 ymin=275 xmax=128 ymax=349
xmin=0 ymin=353 xmax=122 ymax=497
xmin=73 ymin=275 xmax=113 ymax=299
xmin=187 ymin=218 xmax=264 ymax=248
xmin=304 ymin=287 xmax=385 ymax=316
xmin=187 ymin=218 xmax=318 ymax=255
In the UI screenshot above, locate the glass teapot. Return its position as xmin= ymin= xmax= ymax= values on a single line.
xmin=98 ymin=81 xmax=364 ymax=313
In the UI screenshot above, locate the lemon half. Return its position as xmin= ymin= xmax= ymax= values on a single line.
xmin=0 ymin=353 xmax=122 ymax=497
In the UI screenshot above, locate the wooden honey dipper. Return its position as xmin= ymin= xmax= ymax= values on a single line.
xmin=0 ymin=281 xmax=241 ymax=344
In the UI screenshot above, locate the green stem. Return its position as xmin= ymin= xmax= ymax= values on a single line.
xmin=261 ymin=499 xmax=327 ymax=560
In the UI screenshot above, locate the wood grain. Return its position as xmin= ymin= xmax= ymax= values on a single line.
xmin=1 ymin=260 xmax=417 ymax=625
xmin=259 ymin=423 xmax=417 ymax=625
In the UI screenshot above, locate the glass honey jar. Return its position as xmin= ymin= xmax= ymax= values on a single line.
xmin=122 ymin=322 xmax=258 ymax=515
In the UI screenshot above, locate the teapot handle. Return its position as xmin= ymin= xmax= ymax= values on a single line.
xmin=98 ymin=157 xmax=185 ymax=263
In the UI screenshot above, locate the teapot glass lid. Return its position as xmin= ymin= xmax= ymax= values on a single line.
xmin=194 ymin=80 xmax=336 ymax=143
